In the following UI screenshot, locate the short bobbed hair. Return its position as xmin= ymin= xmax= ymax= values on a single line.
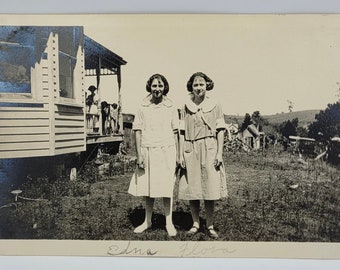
xmin=146 ymin=74 xmax=170 ymax=96
xmin=186 ymin=72 xmax=214 ymax=92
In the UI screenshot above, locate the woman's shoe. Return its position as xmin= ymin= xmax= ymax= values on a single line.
xmin=187 ymin=225 xmax=199 ymax=235
xmin=133 ymin=222 xmax=151 ymax=233
xmin=207 ymin=226 xmax=219 ymax=239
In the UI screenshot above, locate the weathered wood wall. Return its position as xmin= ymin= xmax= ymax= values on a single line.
xmin=0 ymin=27 xmax=86 ymax=158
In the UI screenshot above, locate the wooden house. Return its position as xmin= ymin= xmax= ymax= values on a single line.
xmin=238 ymin=124 xmax=266 ymax=150
xmin=225 ymin=123 xmax=239 ymax=140
xmin=0 ymin=26 xmax=127 ymax=179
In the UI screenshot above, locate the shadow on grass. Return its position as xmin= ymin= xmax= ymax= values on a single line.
xmin=128 ymin=206 xmax=204 ymax=232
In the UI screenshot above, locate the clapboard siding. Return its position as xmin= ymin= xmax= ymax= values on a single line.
xmin=0 ymin=119 xmax=50 ymax=127
xmin=55 ymin=119 xmax=84 ymax=127
xmin=54 ymin=101 xmax=86 ymax=154
xmin=0 ymin=134 xmax=50 ymax=142
xmin=0 ymin=105 xmax=51 ymax=158
xmin=54 ymin=133 xmax=84 ymax=141
xmin=0 ymin=110 xmax=49 ymax=119
xmin=55 ymin=114 xmax=84 ymax=121
xmin=0 ymin=141 xmax=51 ymax=151
xmin=54 ymin=126 xmax=85 ymax=152
xmin=53 ymin=127 xmax=84 ymax=134
xmin=55 ymin=145 xmax=85 ymax=156
xmin=0 ymin=126 xmax=50 ymax=135
xmin=55 ymin=140 xmax=85 ymax=149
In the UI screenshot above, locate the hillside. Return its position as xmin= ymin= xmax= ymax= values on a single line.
xmin=263 ymin=110 xmax=320 ymax=126
xmin=224 ymin=109 xmax=320 ymax=127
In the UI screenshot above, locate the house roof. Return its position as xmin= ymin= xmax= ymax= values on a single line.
xmin=226 ymin=123 xmax=239 ymax=128
xmin=247 ymin=124 xmax=260 ymax=138
xmin=84 ymin=35 xmax=127 ymax=72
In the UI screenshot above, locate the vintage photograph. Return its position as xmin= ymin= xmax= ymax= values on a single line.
xmin=0 ymin=14 xmax=339 ymax=258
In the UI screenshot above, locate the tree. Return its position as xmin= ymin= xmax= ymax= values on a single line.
xmin=308 ymin=102 xmax=340 ymax=141
xmin=297 ymin=126 xmax=308 ymax=137
xmin=279 ymin=118 xmax=299 ymax=139
xmin=251 ymin=110 xmax=267 ymax=132
xmin=278 ymin=118 xmax=299 ymax=151
xmin=240 ymin=113 xmax=252 ymax=132
xmin=291 ymin=118 xmax=299 ymax=128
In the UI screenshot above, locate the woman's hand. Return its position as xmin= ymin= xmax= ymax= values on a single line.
xmin=179 ymin=154 xmax=186 ymax=169
xmin=176 ymin=154 xmax=180 ymax=169
xmin=214 ymin=152 xmax=223 ymax=169
xmin=137 ymin=155 xmax=144 ymax=169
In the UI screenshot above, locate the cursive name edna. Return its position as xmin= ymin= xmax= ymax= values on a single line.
xmin=107 ymin=241 xmax=158 ymax=256
xmin=178 ymin=242 xmax=236 ymax=257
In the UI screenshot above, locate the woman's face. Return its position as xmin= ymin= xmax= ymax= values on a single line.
xmin=150 ymin=78 xmax=165 ymax=99
xmin=192 ymin=76 xmax=207 ymax=98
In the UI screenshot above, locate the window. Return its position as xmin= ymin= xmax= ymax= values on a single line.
xmin=0 ymin=26 xmax=36 ymax=95
xmin=57 ymin=28 xmax=79 ymax=100
xmin=59 ymin=52 xmax=76 ymax=99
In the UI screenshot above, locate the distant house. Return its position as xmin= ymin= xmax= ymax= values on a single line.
xmin=238 ymin=124 xmax=266 ymax=150
xmin=225 ymin=123 xmax=239 ymax=140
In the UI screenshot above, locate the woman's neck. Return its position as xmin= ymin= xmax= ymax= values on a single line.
xmin=151 ymin=95 xmax=163 ymax=104
xmin=192 ymin=95 xmax=205 ymax=106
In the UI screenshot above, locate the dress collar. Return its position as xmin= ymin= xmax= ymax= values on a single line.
xmin=184 ymin=94 xmax=217 ymax=113
xmin=141 ymin=94 xmax=174 ymax=108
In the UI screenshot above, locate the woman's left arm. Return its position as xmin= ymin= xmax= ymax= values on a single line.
xmin=215 ymin=129 xmax=224 ymax=168
xmin=171 ymin=107 xmax=180 ymax=167
xmin=214 ymin=103 xmax=225 ymax=168
xmin=174 ymin=131 xmax=179 ymax=166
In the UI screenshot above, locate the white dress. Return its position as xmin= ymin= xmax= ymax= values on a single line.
xmin=178 ymin=95 xmax=228 ymax=200
xmin=128 ymin=95 xmax=179 ymax=198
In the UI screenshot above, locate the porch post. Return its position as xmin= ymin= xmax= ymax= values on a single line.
xmin=96 ymin=56 xmax=102 ymax=135
xmin=117 ymin=66 xmax=123 ymax=134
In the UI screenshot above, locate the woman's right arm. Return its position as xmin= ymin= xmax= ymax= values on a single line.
xmin=179 ymin=132 xmax=185 ymax=168
xmin=133 ymin=108 xmax=144 ymax=169
xmin=135 ymin=130 xmax=144 ymax=169
xmin=179 ymin=108 xmax=186 ymax=168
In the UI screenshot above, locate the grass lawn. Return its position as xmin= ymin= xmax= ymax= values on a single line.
xmin=0 ymin=148 xmax=339 ymax=241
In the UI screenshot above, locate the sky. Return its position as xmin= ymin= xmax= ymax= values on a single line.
xmin=83 ymin=15 xmax=340 ymax=116
xmin=2 ymin=14 xmax=340 ymax=116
